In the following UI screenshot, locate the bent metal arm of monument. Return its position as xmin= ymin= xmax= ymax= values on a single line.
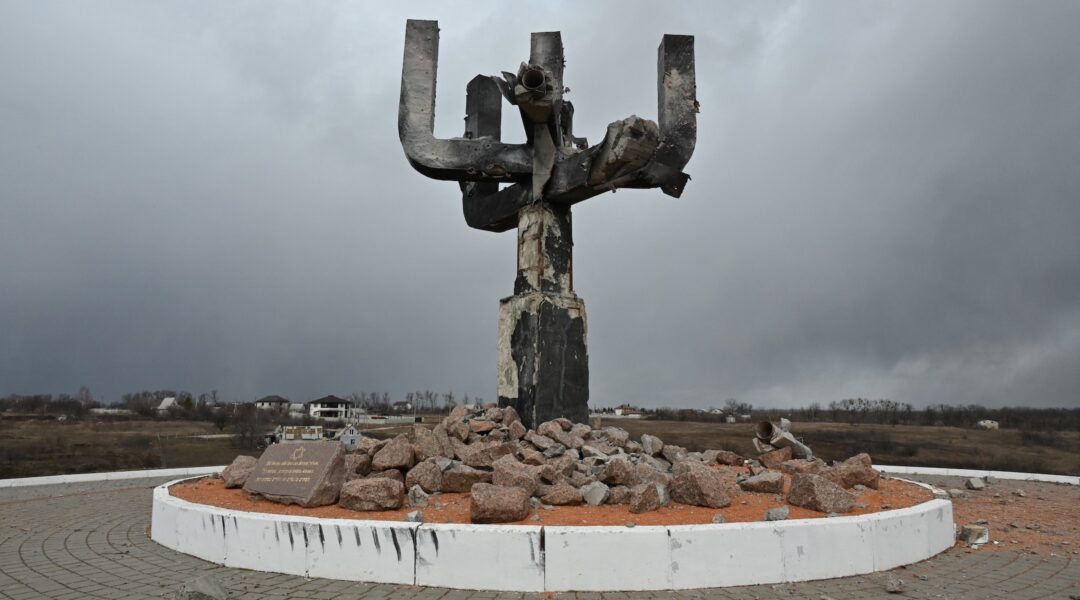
xmin=398 ymin=19 xmax=698 ymax=231
xmin=399 ymin=20 xmax=534 ymax=183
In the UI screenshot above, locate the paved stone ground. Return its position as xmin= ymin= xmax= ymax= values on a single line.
xmin=1 ymin=477 xmax=1077 ymax=600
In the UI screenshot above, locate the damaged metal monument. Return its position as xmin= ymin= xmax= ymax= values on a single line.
xmin=398 ymin=20 xmax=697 ymax=428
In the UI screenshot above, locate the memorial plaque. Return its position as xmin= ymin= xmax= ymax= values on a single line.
xmin=243 ymin=441 xmax=346 ymax=508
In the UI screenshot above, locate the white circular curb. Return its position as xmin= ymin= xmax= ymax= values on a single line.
xmin=10 ymin=464 xmax=1070 ymax=590
xmin=150 ymin=476 xmax=954 ymax=591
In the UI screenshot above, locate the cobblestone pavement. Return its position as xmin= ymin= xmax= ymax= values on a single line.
xmin=1 ymin=477 xmax=1077 ymax=599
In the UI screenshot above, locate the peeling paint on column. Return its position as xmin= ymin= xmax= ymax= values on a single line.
xmin=498 ymin=291 xmax=588 ymax=429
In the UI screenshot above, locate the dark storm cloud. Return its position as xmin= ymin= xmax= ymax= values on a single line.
xmin=1 ymin=1 xmax=1077 ymax=408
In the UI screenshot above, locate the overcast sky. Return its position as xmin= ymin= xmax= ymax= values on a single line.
xmin=2 ymin=1 xmax=1078 ymax=409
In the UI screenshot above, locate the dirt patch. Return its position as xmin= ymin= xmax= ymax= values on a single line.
xmin=901 ymin=475 xmax=1080 ymax=556
xmin=169 ymin=470 xmax=931 ymax=527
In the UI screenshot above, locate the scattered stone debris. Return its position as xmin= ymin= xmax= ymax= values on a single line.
xmin=884 ymin=573 xmax=904 ymax=594
xmin=407 ymin=485 xmax=429 ymax=508
xmin=834 ymin=453 xmax=880 ymax=490
xmin=764 ymin=507 xmax=790 ymax=521
xmin=221 ymin=456 xmax=256 ymax=489
xmin=758 ymin=447 xmax=793 ymax=469
xmin=965 ymin=477 xmax=986 ymax=491
xmin=788 ymin=474 xmax=855 ymax=514
xmin=404 ymin=461 xmax=442 ymax=493
xmin=739 ymin=471 xmax=784 ymax=494
xmin=176 ymin=575 xmax=229 ymax=600
xmin=339 ymin=478 xmax=405 ymax=511
xmin=629 ymin=482 xmax=670 ymax=514
xmin=959 ymin=525 xmax=990 ymax=545
xmin=581 ymin=481 xmax=611 ymax=506
xmin=240 ymin=406 xmax=900 ymax=524
xmin=712 ymin=513 xmax=726 ymax=524
xmin=469 ymin=483 xmax=530 ymax=523
xmin=344 ymin=453 xmax=372 ymax=481
xmin=405 ymin=510 xmax=424 ymax=523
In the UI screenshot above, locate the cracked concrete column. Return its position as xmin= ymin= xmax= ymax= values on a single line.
xmin=498 ymin=203 xmax=589 ymax=429
xmin=496 ymin=32 xmax=588 ymax=429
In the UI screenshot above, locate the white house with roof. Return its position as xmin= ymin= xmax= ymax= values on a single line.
xmin=155 ymin=397 xmax=177 ymax=414
xmin=255 ymin=395 xmax=290 ymax=413
xmin=308 ymin=395 xmax=352 ymax=421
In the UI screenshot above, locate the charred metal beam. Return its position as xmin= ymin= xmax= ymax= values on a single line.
xmin=462 ymin=184 xmax=529 ymax=233
xmin=460 ymin=75 xmax=520 ymax=231
xmin=540 ymin=34 xmax=698 ymax=202
xmin=655 ymin=34 xmax=698 ymax=174
xmin=399 ymin=20 xmax=533 ymax=182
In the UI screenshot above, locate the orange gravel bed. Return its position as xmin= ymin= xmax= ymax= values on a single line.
xmin=170 ymin=472 xmax=932 ymax=526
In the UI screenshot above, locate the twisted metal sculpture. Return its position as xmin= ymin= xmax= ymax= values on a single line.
xmin=399 ymin=20 xmax=697 ymax=427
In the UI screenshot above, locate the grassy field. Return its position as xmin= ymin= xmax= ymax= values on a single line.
xmin=0 ymin=418 xmax=239 ymax=478
xmin=605 ymin=418 xmax=1080 ymax=476
xmin=3 ymin=416 xmax=1077 ymax=478
xmin=0 ymin=416 xmax=443 ymax=478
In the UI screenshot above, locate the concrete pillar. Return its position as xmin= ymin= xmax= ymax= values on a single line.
xmin=497 ymin=202 xmax=589 ymax=429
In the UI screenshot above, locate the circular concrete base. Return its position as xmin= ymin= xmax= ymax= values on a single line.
xmin=151 ymin=478 xmax=954 ymax=592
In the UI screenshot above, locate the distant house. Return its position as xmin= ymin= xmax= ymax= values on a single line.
xmin=89 ymin=407 xmax=135 ymax=417
xmin=156 ymin=397 xmax=177 ymax=414
xmin=614 ymin=404 xmax=640 ymax=417
xmin=709 ymin=408 xmax=725 ymax=415
xmin=335 ymin=424 xmax=363 ymax=451
xmin=309 ymin=395 xmax=351 ymax=420
xmin=392 ymin=400 xmax=413 ymax=413
xmin=976 ymin=420 xmax=999 ymax=430
xmin=725 ymin=415 xmax=737 ymax=423
xmin=255 ymin=395 xmax=290 ymax=413
xmin=288 ymin=403 xmax=307 ymax=418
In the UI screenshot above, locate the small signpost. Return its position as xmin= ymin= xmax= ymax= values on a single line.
xmin=243 ymin=441 xmax=346 ymax=507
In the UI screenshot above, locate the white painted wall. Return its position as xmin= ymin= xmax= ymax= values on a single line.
xmin=152 ymin=485 xmax=418 ymax=584
xmin=150 ymin=479 xmax=960 ymax=592
xmin=877 ymin=465 xmax=1078 ymax=485
xmin=414 ymin=523 xmax=544 ymax=591
xmin=0 ymin=465 xmax=224 ymax=488
xmin=545 ymin=526 xmax=672 ymax=591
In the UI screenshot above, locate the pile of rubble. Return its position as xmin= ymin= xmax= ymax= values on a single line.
xmin=223 ymin=406 xmax=882 ymax=524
